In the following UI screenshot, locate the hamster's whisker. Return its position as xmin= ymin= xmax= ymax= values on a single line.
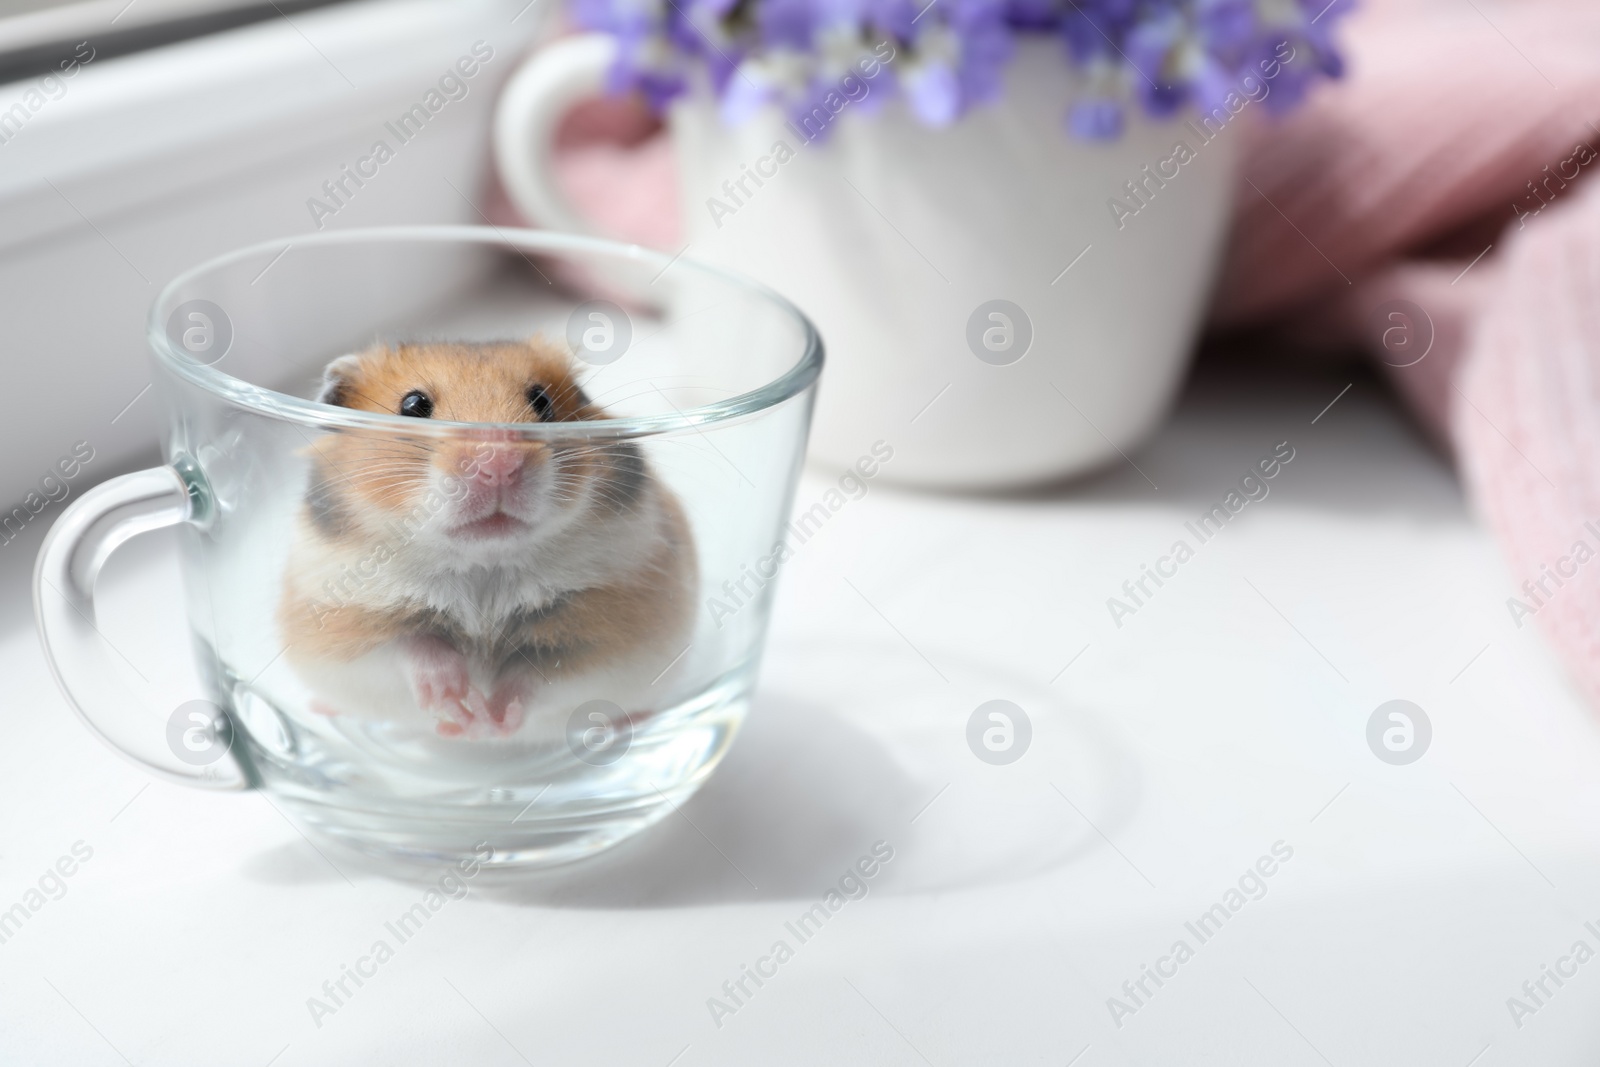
xmin=324 ymin=459 xmax=428 ymax=471
xmin=343 ymin=450 xmax=433 ymax=464
xmin=580 ymin=373 xmax=705 ymax=405
xmin=357 ymin=479 xmax=430 ymax=493
xmin=305 ymin=470 xmax=423 ymax=490
xmin=309 ymin=458 xmax=428 ymax=478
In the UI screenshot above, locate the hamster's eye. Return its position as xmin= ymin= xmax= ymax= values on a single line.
xmin=526 ymin=384 xmax=554 ymax=420
xmin=399 ymin=390 xmax=434 ymax=418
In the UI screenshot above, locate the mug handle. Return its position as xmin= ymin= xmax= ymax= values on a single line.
xmin=34 ymin=460 xmax=248 ymax=790
xmin=493 ymin=33 xmax=618 ymax=236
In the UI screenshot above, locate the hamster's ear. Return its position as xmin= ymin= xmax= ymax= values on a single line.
xmin=317 ymin=354 xmax=363 ymax=407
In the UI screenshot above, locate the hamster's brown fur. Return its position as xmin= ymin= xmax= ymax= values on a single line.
xmin=276 ymin=339 xmax=696 ymax=739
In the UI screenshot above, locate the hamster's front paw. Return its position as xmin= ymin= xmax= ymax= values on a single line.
xmin=404 ymin=637 xmax=476 ymax=732
xmin=449 ymin=678 xmax=528 ymax=740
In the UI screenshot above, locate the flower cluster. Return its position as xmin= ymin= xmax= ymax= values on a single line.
xmin=571 ymin=0 xmax=1350 ymax=137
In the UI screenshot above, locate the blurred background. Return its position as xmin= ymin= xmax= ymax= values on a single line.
xmin=5 ymin=0 xmax=1600 ymax=1063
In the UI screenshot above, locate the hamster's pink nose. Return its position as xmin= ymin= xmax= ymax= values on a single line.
xmin=467 ymin=446 xmax=525 ymax=487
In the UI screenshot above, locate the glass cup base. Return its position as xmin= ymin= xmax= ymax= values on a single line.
xmin=226 ymin=665 xmax=753 ymax=871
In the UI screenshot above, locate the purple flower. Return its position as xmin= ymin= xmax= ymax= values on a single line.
xmin=1068 ymin=96 xmax=1124 ymax=138
xmin=902 ymin=31 xmax=964 ymax=124
xmin=1004 ymin=0 xmax=1057 ymax=31
xmin=1195 ymin=0 xmax=1257 ymax=64
xmin=571 ymin=0 xmax=1347 ymax=138
xmin=1123 ymin=11 xmax=1189 ymax=115
xmin=758 ymin=0 xmax=819 ymax=50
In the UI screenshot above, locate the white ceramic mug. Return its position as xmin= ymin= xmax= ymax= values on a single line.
xmin=496 ymin=36 xmax=1241 ymax=488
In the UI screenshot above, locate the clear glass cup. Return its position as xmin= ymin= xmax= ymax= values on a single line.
xmin=35 ymin=227 xmax=821 ymax=869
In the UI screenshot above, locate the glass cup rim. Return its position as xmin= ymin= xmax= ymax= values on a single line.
xmin=147 ymin=225 xmax=824 ymax=440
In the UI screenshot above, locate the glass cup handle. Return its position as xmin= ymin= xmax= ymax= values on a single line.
xmin=493 ymin=33 xmax=617 ymax=236
xmin=33 ymin=461 xmax=248 ymax=790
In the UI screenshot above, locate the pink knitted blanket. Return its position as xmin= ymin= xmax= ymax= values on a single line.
xmin=1219 ymin=0 xmax=1600 ymax=705
xmin=526 ymin=0 xmax=1600 ymax=703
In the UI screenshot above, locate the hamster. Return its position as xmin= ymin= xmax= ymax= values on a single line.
xmin=277 ymin=338 xmax=696 ymax=741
